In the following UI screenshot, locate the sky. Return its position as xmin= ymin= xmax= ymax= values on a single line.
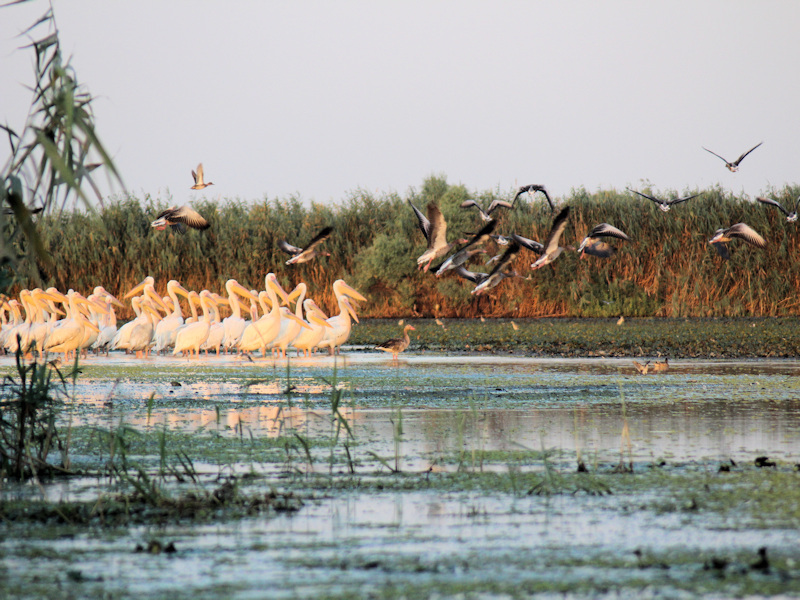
xmin=2 ymin=1 xmax=799 ymax=207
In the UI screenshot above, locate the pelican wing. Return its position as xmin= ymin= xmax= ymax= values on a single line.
xmin=756 ymin=196 xmax=790 ymax=217
xmin=278 ymin=240 xmax=302 ymax=255
xmin=726 ymin=223 xmax=766 ymax=248
xmin=733 ymin=141 xmax=762 ymax=166
xmin=408 ymin=199 xmax=431 ymax=241
xmin=542 ymin=206 xmax=570 ymax=254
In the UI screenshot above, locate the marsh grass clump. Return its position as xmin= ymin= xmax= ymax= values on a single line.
xmin=0 ymin=349 xmax=73 ymax=481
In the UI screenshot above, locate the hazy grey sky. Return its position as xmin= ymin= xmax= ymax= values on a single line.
xmin=3 ymin=1 xmax=799 ymax=206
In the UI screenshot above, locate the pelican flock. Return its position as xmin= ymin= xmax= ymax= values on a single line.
xmin=1 ymin=145 xmax=788 ymax=364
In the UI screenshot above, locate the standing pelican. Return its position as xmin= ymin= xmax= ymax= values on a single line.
xmin=375 ymin=324 xmax=415 ymax=361
xmin=154 ymin=280 xmax=191 ymax=353
xmin=43 ymin=290 xmax=100 ymax=362
xmin=238 ymin=274 xmax=293 ymax=357
xmin=221 ymin=279 xmax=258 ymax=351
xmin=128 ymin=301 xmax=161 ymax=358
xmin=577 ymin=223 xmax=630 ymax=259
xmin=709 ymin=223 xmax=766 ymax=260
xmin=191 ymin=163 xmax=214 ymax=189
xmin=703 ymin=142 xmax=762 ymax=172
xmin=757 ymin=196 xmax=799 ymax=223
xmin=291 ymin=300 xmax=332 ymax=357
xmin=267 ymin=283 xmax=313 ymax=358
xmin=408 ymin=200 xmax=465 ymax=272
xmin=278 ymin=226 xmax=334 ymax=265
xmin=316 ymin=280 xmax=368 ymax=354
xmin=173 ymin=291 xmax=215 ymax=358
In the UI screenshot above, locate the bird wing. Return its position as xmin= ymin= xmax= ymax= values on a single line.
xmin=461 ymin=220 xmax=496 ymax=251
xmin=460 ymin=199 xmax=479 ymax=210
xmin=702 ymin=146 xmax=729 ymax=164
xmin=543 ymin=206 xmax=570 ymax=254
xmin=486 ymin=200 xmax=514 ymax=215
xmin=278 ymin=240 xmax=302 ymax=255
xmin=727 ymin=223 xmax=766 ymax=248
xmin=304 ymin=226 xmax=334 ymax=251
xmin=628 ymin=188 xmax=664 ymax=206
xmin=427 ymin=203 xmax=448 ymax=251
xmin=515 ymin=184 xmax=553 ymax=211
xmin=587 ymin=223 xmax=629 ymax=241
xmin=155 ymin=206 xmax=177 ymax=220
xmin=170 ymin=222 xmax=188 ymax=234
xmin=668 ymin=192 xmax=703 ymax=206
xmin=756 ymin=196 xmax=789 ymax=217
xmin=454 ymin=265 xmax=488 ymax=284
xmin=173 ymin=205 xmax=210 ymax=230
xmin=733 ymin=142 xmax=762 ymax=166
xmin=487 ymin=241 xmax=520 ymax=276
xmin=407 ymin=199 xmax=431 ymax=241
xmin=510 ymin=233 xmax=544 ymax=254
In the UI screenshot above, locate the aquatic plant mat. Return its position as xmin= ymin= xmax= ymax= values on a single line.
xmin=1 ymin=346 xmax=799 ymax=597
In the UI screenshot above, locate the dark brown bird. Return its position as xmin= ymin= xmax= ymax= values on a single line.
xmin=278 ymin=226 xmax=334 ymax=265
xmin=151 ymin=205 xmax=210 ymax=233
xmin=702 ymin=142 xmax=762 ymax=172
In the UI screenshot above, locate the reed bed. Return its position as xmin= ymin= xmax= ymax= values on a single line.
xmin=17 ymin=176 xmax=800 ymax=319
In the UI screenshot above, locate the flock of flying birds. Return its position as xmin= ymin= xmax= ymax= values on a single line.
xmin=3 ymin=145 xmax=792 ymax=364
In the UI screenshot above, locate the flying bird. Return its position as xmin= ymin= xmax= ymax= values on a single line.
xmin=278 ymin=226 xmax=334 ymax=265
xmin=191 ymin=163 xmax=214 ymax=189
xmin=460 ymin=199 xmax=513 ymax=222
xmin=627 ymin=188 xmax=702 ymax=213
xmin=633 ymin=360 xmax=651 ymax=375
xmin=577 ymin=223 xmax=629 ymax=259
xmin=151 ymin=205 xmax=210 ymax=233
xmin=708 ymin=223 xmax=766 ymax=260
xmin=513 ymin=184 xmax=554 ymax=212
xmin=464 ymin=241 xmax=521 ymax=295
xmin=756 ymin=196 xmax=799 ymax=223
xmin=528 ymin=206 xmax=571 ymax=270
xmin=702 ymin=142 xmax=762 ymax=172
xmin=408 ymin=200 xmax=465 ymax=272
xmin=433 ymin=220 xmax=496 ymax=277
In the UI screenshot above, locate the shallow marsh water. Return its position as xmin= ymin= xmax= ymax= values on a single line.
xmin=1 ymin=350 xmax=800 ymax=599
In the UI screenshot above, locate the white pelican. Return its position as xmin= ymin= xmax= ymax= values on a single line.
xmin=702 ymin=142 xmax=762 ymax=172
xmin=43 ymin=290 xmax=100 ymax=362
xmin=92 ymin=295 xmax=119 ymax=355
xmin=316 ymin=280 xmax=368 ymax=354
xmin=4 ymin=289 xmax=34 ymax=354
xmin=238 ymin=274 xmax=293 ymax=357
xmin=375 ymin=324 xmax=416 ymax=362
xmin=291 ymin=299 xmax=332 ymax=357
xmin=129 ymin=300 xmax=162 ymax=358
xmin=174 ymin=291 xmax=215 ymax=358
xmin=278 ymin=226 xmax=333 ymax=265
xmin=221 ymin=279 xmax=257 ymax=351
xmin=154 ymin=280 xmax=191 ymax=353
xmin=267 ymin=283 xmax=313 ymax=358
xmin=200 ymin=294 xmax=226 ymax=355
xmin=0 ymin=300 xmax=23 ymax=351
xmin=78 ymin=294 xmax=110 ymax=356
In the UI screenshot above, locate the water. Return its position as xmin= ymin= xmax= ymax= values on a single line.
xmin=1 ymin=352 xmax=799 ymax=598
